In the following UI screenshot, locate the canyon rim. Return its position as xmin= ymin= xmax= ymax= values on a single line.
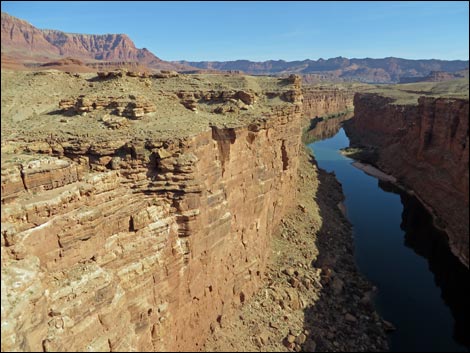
xmin=1 ymin=3 xmax=469 ymax=352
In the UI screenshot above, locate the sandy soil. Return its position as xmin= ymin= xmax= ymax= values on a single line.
xmin=351 ymin=161 xmax=397 ymax=183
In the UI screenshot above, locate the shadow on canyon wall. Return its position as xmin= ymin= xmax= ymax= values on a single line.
xmin=380 ymin=181 xmax=470 ymax=350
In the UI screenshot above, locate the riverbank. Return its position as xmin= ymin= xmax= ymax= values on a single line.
xmin=350 ymin=161 xmax=397 ymax=183
xmin=310 ymin=127 xmax=469 ymax=351
xmin=203 ymin=146 xmax=389 ymax=352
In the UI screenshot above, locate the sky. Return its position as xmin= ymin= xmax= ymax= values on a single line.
xmin=2 ymin=1 xmax=469 ymax=62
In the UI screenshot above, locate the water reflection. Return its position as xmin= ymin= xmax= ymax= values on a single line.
xmin=304 ymin=112 xmax=353 ymax=143
xmin=379 ymin=181 xmax=470 ymax=350
xmin=309 ymin=128 xmax=469 ymax=352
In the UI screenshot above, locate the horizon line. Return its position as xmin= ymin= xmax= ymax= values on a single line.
xmin=172 ymin=56 xmax=470 ymax=63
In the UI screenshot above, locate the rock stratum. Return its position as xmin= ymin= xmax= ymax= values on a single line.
xmin=346 ymin=93 xmax=469 ymax=267
xmin=302 ymin=85 xmax=354 ymax=121
xmin=0 ymin=70 xmax=310 ymax=351
xmin=1 ymin=12 xmax=193 ymax=72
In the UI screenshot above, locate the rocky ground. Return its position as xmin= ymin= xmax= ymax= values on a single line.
xmin=203 ymin=147 xmax=390 ymax=352
xmin=1 ymin=68 xmax=296 ymax=144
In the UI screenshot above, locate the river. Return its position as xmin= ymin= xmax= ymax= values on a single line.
xmin=307 ymin=127 xmax=469 ymax=352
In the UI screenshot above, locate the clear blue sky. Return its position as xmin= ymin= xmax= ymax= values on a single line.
xmin=2 ymin=1 xmax=469 ymax=61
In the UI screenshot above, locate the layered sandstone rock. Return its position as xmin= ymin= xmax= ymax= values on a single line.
xmin=151 ymin=70 xmax=179 ymax=79
xmin=59 ymin=94 xmax=156 ymax=120
xmin=346 ymin=93 xmax=469 ymax=267
xmin=176 ymin=89 xmax=258 ymax=113
xmin=302 ymin=87 xmax=354 ymax=121
xmin=95 ymin=69 xmax=177 ymax=80
xmin=1 ymin=12 xmax=60 ymax=59
xmin=1 ymin=74 xmax=303 ymax=351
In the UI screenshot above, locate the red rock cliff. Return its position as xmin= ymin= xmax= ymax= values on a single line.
xmin=1 ymin=12 xmax=60 ymax=59
xmin=348 ymin=93 xmax=469 ymax=267
xmin=41 ymin=30 xmax=158 ymax=63
xmin=1 ymin=93 xmax=302 ymax=351
xmin=302 ymin=87 xmax=354 ymax=121
xmin=1 ymin=12 xmax=192 ymax=71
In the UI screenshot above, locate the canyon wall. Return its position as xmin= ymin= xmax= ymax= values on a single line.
xmin=1 ymin=91 xmax=302 ymax=351
xmin=1 ymin=70 xmax=358 ymax=351
xmin=347 ymin=93 xmax=469 ymax=267
xmin=302 ymin=87 xmax=354 ymax=121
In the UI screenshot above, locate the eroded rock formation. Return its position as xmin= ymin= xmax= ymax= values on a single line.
xmin=177 ymin=89 xmax=257 ymax=113
xmin=1 ymin=73 xmax=304 ymax=351
xmin=346 ymin=93 xmax=469 ymax=267
xmin=59 ymin=94 xmax=156 ymax=120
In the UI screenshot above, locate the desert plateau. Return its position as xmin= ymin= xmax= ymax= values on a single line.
xmin=1 ymin=2 xmax=469 ymax=352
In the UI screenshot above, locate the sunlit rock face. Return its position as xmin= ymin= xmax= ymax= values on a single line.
xmin=1 ymin=74 xmax=305 ymax=351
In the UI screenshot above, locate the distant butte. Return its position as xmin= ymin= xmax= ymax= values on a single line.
xmin=0 ymin=12 xmax=195 ymax=72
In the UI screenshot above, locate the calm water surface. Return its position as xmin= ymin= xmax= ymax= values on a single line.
xmin=308 ymin=128 xmax=469 ymax=352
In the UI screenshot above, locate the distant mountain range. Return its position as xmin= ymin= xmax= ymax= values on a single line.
xmin=176 ymin=58 xmax=469 ymax=83
xmin=0 ymin=12 xmax=193 ymax=71
xmin=1 ymin=12 xmax=468 ymax=83
xmin=399 ymin=69 xmax=469 ymax=83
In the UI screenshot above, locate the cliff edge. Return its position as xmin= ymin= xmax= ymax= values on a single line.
xmin=346 ymin=91 xmax=469 ymax=267
xmin=1 ymin=71 xmax=304 ymax=351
